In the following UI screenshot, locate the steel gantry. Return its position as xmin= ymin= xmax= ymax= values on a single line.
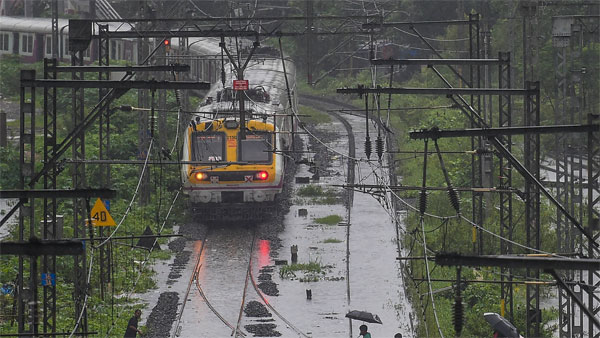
xmin=42 ymin=57 xmax=58 ymax=335
xmin=18 ymin=69 xmax=37 ymax=334
xmin=337 ymin=49 xmax=597 ymax=337
xmin=552 ymin=14 xmax=600 ymax=338
xmin=71 ymin=40 xmax=89 ymax=338
xmin=98 ymin=23 xmax=111 ymax=301
xmin=498 ymin=51 xmax=514 ymax=323
xmin=7 ymin=16 xmax=207 ymax=334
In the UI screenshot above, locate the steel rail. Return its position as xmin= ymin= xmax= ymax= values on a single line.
xmin=232 ymin=229 xmax=257 ymax=338
xmin=248 ymin=267 xmax=309 ymax=338
xmin=194 ymin=278 xmax=244 ymax=337
xmin=171 ymin=228 xmax=210 ymax=338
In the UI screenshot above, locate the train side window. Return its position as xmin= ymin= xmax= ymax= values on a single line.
xmin=63 ymin=36 xmax=69 ymax=57
xmin=20 ymin=33 xmax=33 ymax=55
xmin=191 ymin=131 xmax=226 ymax=162
xmin=45 ymin=35 xmax=52 ymax=56
xmin=0 ymin=32 xmax=11 ymax=53
xmin=238 ymin=132 xmax=272 ymax=163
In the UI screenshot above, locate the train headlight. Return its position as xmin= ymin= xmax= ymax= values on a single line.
xmin=194 ymin=172 xmax=208 ymax=181
xmin=255 ymin=171 xmax=269 ymax=180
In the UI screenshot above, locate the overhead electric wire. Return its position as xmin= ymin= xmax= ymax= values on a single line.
xmin=420 ymin=217 xmax=445 ymax=338
xmin=368 ymin=160 xmax=569 ymax=257
xmin=68 ymin=249 xmax=96 ymax=338
xmin=96 ymin=139 xmax=154 ymax=248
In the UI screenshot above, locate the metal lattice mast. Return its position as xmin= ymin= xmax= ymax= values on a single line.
xmin=587 ymin=114 xmax=600 ymax=338
xmin=156 ymin=11 xmax=167 ymax=152
xmin=71 ymin=48 xmax=88 ymax=335
xmin=468 ymin=13 xmax=484 ymax=255
xmin=51 ymin=0 xmax=58 ymax=58
xmin=98 ymin=24 xmax=111 ymax=300
xmin=498 ymin=51 xmax=514 ymax=323
xmin=522 ymin=2 xmax=541 ymax=336
xmin=42 ymin=58 xmax=58 ymax=335
xmin=305 ymin=0 xmax=313 ymax=85
xmin=18 ymin=69 xmax=37 ymax=335
xmin=524 ymin=80 xmax=541 ymax=337
xmin=137 ymin=8 xmax=151 ymax=205
xmin=568 ymin=23 xmax=586 ymax=338
xmin=552 ymin=16 xmax=574 ymax=337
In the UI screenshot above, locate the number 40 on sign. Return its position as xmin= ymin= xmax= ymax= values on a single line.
xmin=91 ymin=198 xmax=116 ymax=226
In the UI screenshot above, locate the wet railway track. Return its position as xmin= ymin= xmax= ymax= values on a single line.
xmin=172 ymin=223 xmax=310 ymax=337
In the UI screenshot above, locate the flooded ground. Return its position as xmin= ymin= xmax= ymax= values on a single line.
xmin=267 ymin=113 xmax=414 ymax=337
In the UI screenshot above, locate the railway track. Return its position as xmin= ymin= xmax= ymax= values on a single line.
xmin=172 ymin=223 xmax=310 ymax=337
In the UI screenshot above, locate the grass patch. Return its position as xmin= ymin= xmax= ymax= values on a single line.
xmin=297 ymin=184 xmax=326 ymax=197
xmin=314 ymin=214 xmax=343 ymax=225
xmin=297 ymin=185 xmax=340 ymax=204
xmin=299 ymin=105 xmax=331 ymax=124
xmin=279 ymin=261 xmax=323 ymax=279
xmin=323 ymin=238 xmax=342 ymax=243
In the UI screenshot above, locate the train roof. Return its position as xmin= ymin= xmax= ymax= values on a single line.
xmin=0 ymin=16 xmax=128 ymax=34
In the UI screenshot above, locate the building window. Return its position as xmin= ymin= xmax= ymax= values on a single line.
xmin=0 ymin=32 xmax=11 ymax=53
xmin=20 ymin=33 xmax=33 ymax=55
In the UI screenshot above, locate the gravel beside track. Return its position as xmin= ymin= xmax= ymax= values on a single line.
xmin=145 ymin=292 xmax=180 ymax=337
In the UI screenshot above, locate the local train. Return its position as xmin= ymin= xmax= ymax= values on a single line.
xmin=180 ymin=52 xmax=297 ymax=219
xmin=0 ymin=15 xmax=221 ymax=83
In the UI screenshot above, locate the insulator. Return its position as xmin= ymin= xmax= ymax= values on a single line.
xmin=376 ymin=136 xmax=384 ymax=161
xmin=448 ymin=187 xmax=461 ymax=214
xmin=364 ymin=136 xmax=372 ymax=160
xmin=453 ymin=296 xmax=463 ymax=336
xmin=419 ymin=190 xmax=427 ymax=215
xmin=174 ymin=89 xmax=182 ymax=106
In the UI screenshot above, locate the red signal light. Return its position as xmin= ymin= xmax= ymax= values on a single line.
xmin=164 ymin=39 xmax=170 ymax=46
xmin=256 ymin=171 xmax=269 ymax=180
xmin=164 ymin=39 xmax=171 ymax=52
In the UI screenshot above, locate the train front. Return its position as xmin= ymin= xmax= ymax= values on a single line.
xmin=181 ymin=58 xmax=294 ymax=219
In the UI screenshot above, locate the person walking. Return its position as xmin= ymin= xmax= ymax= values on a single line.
xmin=359 ymin=324 xmax=372 ymax=338
xmin=124 ymin=309 xmax=143 ymax=337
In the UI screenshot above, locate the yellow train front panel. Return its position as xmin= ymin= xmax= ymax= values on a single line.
xmin=182 ymin=118 xmax=284 ymax=203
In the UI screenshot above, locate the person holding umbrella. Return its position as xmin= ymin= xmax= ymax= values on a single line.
xmin=359 ymin=324 xmax=372 ymax=338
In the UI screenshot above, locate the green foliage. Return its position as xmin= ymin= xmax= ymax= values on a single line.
xmin=323 ymin=238 xmax=342 ymax=243
xmin=0 ymin=146 xmax=19 ymax=189
xmin=299 ymin=105 xmax=332 ymax=124
xmin=297 ymin=184 xmax=326 ymax=197
xmin=314 ymin=214 xmax=343 ymax=225
xmin=0 ymin=55 xmax=42 ymax=98
xmin=296 ymin=184 xmax=341 ymax=204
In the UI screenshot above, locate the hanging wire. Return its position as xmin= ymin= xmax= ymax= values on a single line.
xmin=420 ymin=217 xmax=445 ymax=338
xmin=97 ymin=139 xmax=154 ymax=248
xmin=68 ymin=249 xmax=96 ymax=338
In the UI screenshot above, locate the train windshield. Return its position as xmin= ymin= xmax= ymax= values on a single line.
xmin=191 ymin=132 xmax=225 ymax=162
xmin=239 ymin=132 xmax=273 ymax=163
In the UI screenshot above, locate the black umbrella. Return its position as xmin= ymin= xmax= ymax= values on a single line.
xmin=346 ymin=310 xmax=383 ymax=324
xmin=484 ymin=312 xmax=520 ymax=337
